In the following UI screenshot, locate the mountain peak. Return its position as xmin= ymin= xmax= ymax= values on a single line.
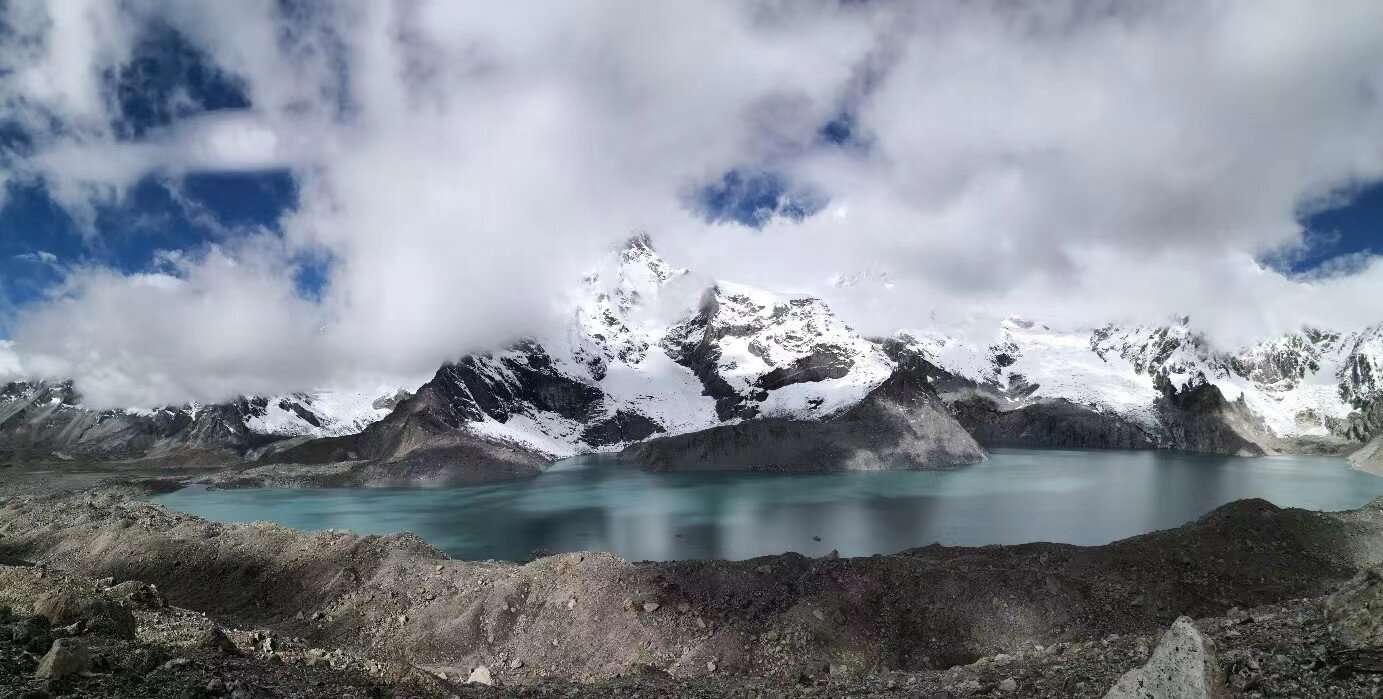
xmin=621 ymin=231 xmax=655 ymax=254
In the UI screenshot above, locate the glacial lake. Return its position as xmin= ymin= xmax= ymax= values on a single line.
xmin=153 ymin=449 xmax=1383 ymax=562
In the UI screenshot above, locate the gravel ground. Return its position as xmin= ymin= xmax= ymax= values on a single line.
xmin=4 ymin=465 xmax=1383 ymax=696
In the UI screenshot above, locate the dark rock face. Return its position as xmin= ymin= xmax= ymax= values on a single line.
xmin=949 ymin=396 xmax=1157 ymax=450
xmin=270 ymin=379 xmax=550 ymax=485
xmin=263 ymin=343 xmax=624 ymax=482
xmin=886 ymin=328 xmax=1298 ymax=456
xmin=661 ymin=297 xmax=757 ymax=421
xmin=755 ymin=347 xmax=854 ymax=391
xmin=620 ymin=364 xmax=984 ymax=471
xmin=1152 ymin=374 xmax=1276 ymax=456
xmin=1343 ymin=399 xmax=1383 ymax=442
xmin=1342 ymin=346 xmax=1379 ymax=406
xmin=440 ymin=342 xmax=606 ymax=425
xmin=661 ymin=288 xmax=877 ymax=422
xmin=0 ymin=381 xmax=285 ymax=465
xmin=581 ymin=410 xmax=664 ymax=447
xmin=944 ymin=373 xmax=1275 ymax=456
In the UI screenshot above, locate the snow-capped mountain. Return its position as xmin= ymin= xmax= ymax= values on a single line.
xmin=5 ymin=233 xmax=1381 ymax=475
xmin=440 ymin=234 xmax=905 ymax=459
xmin=897 ymin=317 xmax=1383 ymax=456
xmin=296 ymin=234 xmax=979 ymax=473
xmin=0 ymin=379 xmax=411 ymax=463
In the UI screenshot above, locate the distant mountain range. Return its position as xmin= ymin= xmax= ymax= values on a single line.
xmin=897 ymin=318 xmax=1383 ymax=459
xmin=2 ymin=235 xmax=1381 ymax=480
xmin=0 ymin=380 xmax=408 ymax=465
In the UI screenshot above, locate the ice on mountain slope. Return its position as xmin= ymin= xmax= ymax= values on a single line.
xmin=1091 ymin=321 xmax=1359 ymax=437
xmin=468 ymin=410 xmax=589 ymax=459
xmin=562 ymin=235 xmax=721 ymax=440
xmin=0 ymin=370 xmax=420 ymax=464
xmin=907 ymin=317 xmax=1365 ymax=440
xmin=242 ymin=385 xmax=417 ymax=438
xmin=666 ymin=281 xmax=893 ymax=419
xmin=431 ymin=238 xmax=719 ymax=458
xmin=902 ymin=320 xmax=1162 ymax=430
xmin=425 ymin=236 xmax=896 ymax=457
xmin=436 ymin=276 xmax=1383 ymax=457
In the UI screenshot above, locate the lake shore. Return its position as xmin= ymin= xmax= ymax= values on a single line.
xmin=5 ymin=468 xmax=1383 ymax=695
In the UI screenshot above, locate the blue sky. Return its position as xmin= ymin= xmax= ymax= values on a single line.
xmin=1291 ymin=182 xmax=1383 ymax=275
xmin=0 ymin=172 xmax=298 ymax=330
xmin=5 ymin=1 xmax=1383 ymax=407
xmin=0 ymin=20 xmax=300 ymax=333
xmin=0 ymin=18 xmax=830 ymax=334
xmin=0 ymin=6 xmax=883 ymax=333
xmin=7 ymin=153 xmax=1380 ymax=334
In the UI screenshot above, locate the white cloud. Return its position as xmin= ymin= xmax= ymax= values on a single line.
xmin=13 ymin=251 xmax=59 ymax=266
xmin=3 ymin=0 xmax=1383 ymax=407
xmin=0 ymin=341 xmax=20 ymax=381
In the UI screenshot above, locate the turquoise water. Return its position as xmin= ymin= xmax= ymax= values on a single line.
xmin=153 ymin=449 xmax=1383 ymax=562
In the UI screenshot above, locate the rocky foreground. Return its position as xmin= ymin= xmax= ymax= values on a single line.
xmin=5 ymin=481 xmax=1383 ymax=696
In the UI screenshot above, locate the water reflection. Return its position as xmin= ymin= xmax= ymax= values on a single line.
xmin=153 ymin=449 xmax=1383 ymax=561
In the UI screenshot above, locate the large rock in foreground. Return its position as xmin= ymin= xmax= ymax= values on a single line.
xmin=34 ymin=638 xmax=90 ymax=679
xmin=1328 ymin=568 xmax=1383 ymax=641
xmin=619 ymin=364 xmax=984 ymax=471
xmin=1104 ymin=616 xmax=1227 ymax=699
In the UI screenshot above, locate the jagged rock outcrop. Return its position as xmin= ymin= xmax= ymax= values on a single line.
xmin=259 ymin=373 xmax=550 ymax=484
xmin=948 ymin=396 xmax=1157 ymax=450
xmin=1152 ymin=374 xmax=1277 ymax=456
xmin=620 ymin=361 xmax=984 ymax=471
xmin=661 ymin=283 xmax=891 ymax=422
xmin=1104 ymin=617 xmax=1227 ymax=699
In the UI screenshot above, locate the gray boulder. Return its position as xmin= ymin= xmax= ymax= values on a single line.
xmin=105 ymin=580 xmax=166 ymax=609
xmin=1324 ymin=568 xmax=1383 ymax=671
xmin=80 ymin=597 xmax=138 ymax=639
xmin=467 ymin=665 xmax=493 ymax=686
xmin=1325 ymin=568 xmax=1383 ymax=648
xmin=1104 ymin=616 xmax=1227 ymax=699
xmin=32 ymin=591 xmax=82 ymax=626
xmin=34 ymin=638 xmax=90 ymax=679
xmin=34 ymin=590 xmax=136 ymax=639
xmin=192 ymin=626 xmax=241 ymax=656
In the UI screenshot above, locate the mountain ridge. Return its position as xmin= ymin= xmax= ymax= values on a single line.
xmin=3 ymin=236 xmax=1382 ymax=481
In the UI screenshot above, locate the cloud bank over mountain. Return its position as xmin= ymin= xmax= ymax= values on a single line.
xmin=4 ymin=0 xmax=1383 ymax=407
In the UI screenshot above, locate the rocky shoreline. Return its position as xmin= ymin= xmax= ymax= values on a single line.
xmin=6 ymin=474 xmax=1383 ymax=696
